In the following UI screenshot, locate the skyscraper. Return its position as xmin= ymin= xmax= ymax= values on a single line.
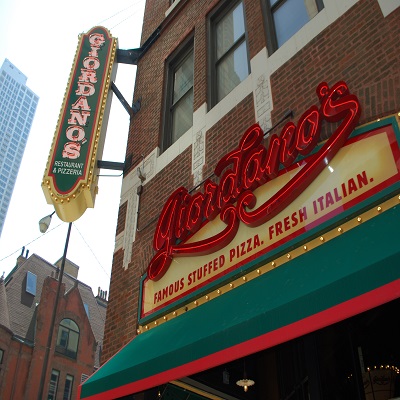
xmin=0 ymin=59 xmax=38 ymax=237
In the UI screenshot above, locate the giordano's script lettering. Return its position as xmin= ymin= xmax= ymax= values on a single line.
xmin=147 ymin=81 xmax=361 ymax=281
xmin=62 ymin=33 xmax=105 ymax=160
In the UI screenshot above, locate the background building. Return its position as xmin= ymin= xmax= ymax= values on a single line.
xmin=0 ymin=252 xmax=107 ymax=400
xmin=80 ymin=0 xmax=400 ymax=399
xmin=0 ymin=58 xmax=38 ymax=237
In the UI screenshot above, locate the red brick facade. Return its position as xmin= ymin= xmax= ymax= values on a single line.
xmin=0 ymin=255 xmax=106 ymax=400
xmin=269 ymin=1 xmax=399 ymax=130
xmin=102 ymin=0 xmax=400 ymax=363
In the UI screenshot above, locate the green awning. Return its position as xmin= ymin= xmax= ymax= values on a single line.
xmin=79 ymin=204 xmax=400 ymax=399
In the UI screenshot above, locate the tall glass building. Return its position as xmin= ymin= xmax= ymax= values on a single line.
xmin=0 ymin=59 xmax=39 ymax=237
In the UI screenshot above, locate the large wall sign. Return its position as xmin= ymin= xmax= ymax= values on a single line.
xmin=139 ymin=81 xmax=400 ymax=323
xmin=42 ymin=26 xmax=117 ymax=222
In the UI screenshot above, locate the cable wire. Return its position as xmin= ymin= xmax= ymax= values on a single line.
xmin=0 ymin=221 xmax=63 ymax=263
xmin=93 ymin=0 xmax=146 ymax=30
xmin=72 ymin=223 xmax=110 ymax=279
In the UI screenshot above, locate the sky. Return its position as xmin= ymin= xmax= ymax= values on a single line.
xmin=0 ymin=0 xmax=147 ymax=296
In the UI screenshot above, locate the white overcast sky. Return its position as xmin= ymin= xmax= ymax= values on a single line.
xmin=0 ymin=0 xmax=146 ymax=295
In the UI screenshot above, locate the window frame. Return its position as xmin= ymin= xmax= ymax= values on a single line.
xmin=84 ymin=303 xmax=90 ymax=317
xmin=26 ymin=271 xmax=37 ymax=295
xmin=262 ymin=0 xmax=324 ymax=54
xmin=55 ymin=318 xmax=80 ymax=359
xmin=63 ymin=374 xmax=74 ymax=400
xmin=47 ymin=369 xmax=60 ymax=400
xmin=208 ymin=0 xmax=250 ymax=108
xmin=161 ymin=35 xmax=194 ymax=153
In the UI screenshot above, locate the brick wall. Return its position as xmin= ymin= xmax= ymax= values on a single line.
xmin=127 ymin=0 xmax=269 ymax=170
xmin=0 ymin=331 xmax=33 ymax=400
xmin=102 ymin=0 xmax=400 ymax=363
xmin=269 ymin=0 xmax=400 ymax=129
xmin=0 ymin=277 xmax=97 ymax=399
xmin=27 ymin=278 xmax=96 ymax=400
xmin=127 ymin=0 xmax=221 ymax=171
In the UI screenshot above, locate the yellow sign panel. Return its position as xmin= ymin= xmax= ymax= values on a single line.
xmin=141 ymin=123 xmax=400 ymax=318
xmin=42 ymin=26 xmax=117 ymax=222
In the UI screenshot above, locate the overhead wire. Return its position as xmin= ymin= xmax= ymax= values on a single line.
xmin=96 ymin=4 xmax=136 ymax=25
xmin=0 ymin=220 xmax=110 ymax=282
xmin=1 ymin=1 xmax=147 ymax=279
xmin=93 ymin=0 xmax=146 ymax=31
xmin=72 ymin=223 xmax=110 ymax=279
xmin=1 ymin=2 xmax=147 ymax=281
xmin=110 ymin=13 xmax=139 ymax=30
xmin=0 ymin=221 xmax=63 ymax=263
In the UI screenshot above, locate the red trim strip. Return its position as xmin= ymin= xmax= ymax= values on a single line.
xmin=141 ymin=125 xmax=400 ymax=320
xmin=80 ymin=279 xmax=400 ymax=399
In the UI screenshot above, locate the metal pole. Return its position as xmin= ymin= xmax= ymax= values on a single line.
xmin=37 ymin=222 xmax=72 ymax=400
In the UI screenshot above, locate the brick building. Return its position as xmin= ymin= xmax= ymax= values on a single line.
xmin=0 ymin=252 xmax=107 ymax=399
xmin=80 ymin=0 xmax=400 ymax=399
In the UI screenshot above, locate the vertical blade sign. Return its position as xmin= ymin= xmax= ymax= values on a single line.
xmin=42 ymin=26 xmax=118 ymax=222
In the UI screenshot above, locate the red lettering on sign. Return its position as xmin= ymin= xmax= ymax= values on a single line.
xmin=147 ymin=81 xmax=361 ymax=281
xmin=63 ymin=33 xmax=105 ymax=160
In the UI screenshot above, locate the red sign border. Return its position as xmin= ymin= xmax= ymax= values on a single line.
xmin=49 ymin=26 xmax=115 ymax=195
xmin=139 ymin=115 xmax=400 ymax=323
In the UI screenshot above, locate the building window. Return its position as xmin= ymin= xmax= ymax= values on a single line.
xmin=47 ymin=369 xmax=60 ymax=400
xmin=56 ymin=319 xmax=80 ymax=359
xmin=264 ymin=0 xmax=324 ymax=52
xmin=0 ymin=348 xmax=4 ymax=364
xmin=209 ymin=0 xmax=250 ymax=106
xmin=84 ymin=303 xmax=90 ymax=317
xmin=26 ymin=271 xmax=37 ymax=295
xmin=162 ymin=38 xmax=194 ymax=152
xmin=63 ymin=374 xmax=74 ymax=400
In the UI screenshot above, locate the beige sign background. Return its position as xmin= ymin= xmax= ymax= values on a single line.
xmin=141 ymin=127 xmax=399 ymax=318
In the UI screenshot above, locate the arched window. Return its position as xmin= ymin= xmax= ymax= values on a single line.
xmin=56 ymin=318 xmax=79 ymax=359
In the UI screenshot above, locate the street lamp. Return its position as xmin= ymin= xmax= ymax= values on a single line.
xmin=37 ymin=212 xmax=72 ymax=400
xmin=38 ymin=211 xmax=55 ymax=233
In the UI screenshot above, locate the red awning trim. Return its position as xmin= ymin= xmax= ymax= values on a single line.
xmin=78 ymin=279 xmax=400 ymax=399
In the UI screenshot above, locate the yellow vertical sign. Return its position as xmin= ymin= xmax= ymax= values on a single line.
xmin=42 ymin=26 xmax=118 ymax=222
